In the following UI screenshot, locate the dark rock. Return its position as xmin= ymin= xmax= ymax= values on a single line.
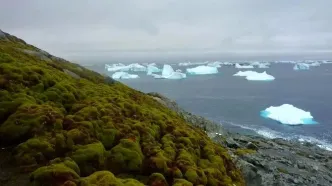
xmin=0 ymin=29 xmax=5 ymax=38
xmin=225 ymin=138 xmax=240 ymax=148
xmin=246 ymin=142 xmax=259 ymax=150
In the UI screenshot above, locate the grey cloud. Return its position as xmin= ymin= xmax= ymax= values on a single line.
xmin=0 ymin=0 xmax=331 ymax=62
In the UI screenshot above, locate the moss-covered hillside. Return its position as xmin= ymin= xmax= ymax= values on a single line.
xmin=0 ymin=30 xmax=244 ymax=186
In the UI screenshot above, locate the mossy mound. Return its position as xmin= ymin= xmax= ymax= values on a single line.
xmin=0 ymin=31 xmax=244 ymax=186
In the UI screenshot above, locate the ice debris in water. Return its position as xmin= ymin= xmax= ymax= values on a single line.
xmin=293 ymin=63 xmax=310 ymax=70
xmin=178 ymin=61 xmax=209 ymax=66
xmin=207 ymin=61 xmax=222 ymax=68
xmin=111 ymin=72 xmax=139 ymax=79
xmin=233 ymin=71 xmax=275 ymax=81
xmin=186 ymin=65 xmax=218 ymax=75
xmin=152 ymin=64 xmax=186 ymax=79
xmin=260 ymin=104 xmax=318 ymax=125
xmin=106 ymin=63 xmax=146 ymax=72
xmin=235 ymin=63 xmax=254 ymax=69
xmin=147 ymin=64 xmax=161 ymax=75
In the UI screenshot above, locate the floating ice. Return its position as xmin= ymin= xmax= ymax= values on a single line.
xmin=234 ymin=71 xmax=275 ymax=81
xmin=156 ymin=64 xmax=186 ymax=79
xmin=111 ymin=72 xmax=139 ymax=79
xmin=235 ymin=63 xmax=254 ymax=69
xmin=178 ymin=61 xmax=209 ymax=66
xmin=128 ymin=63 xmax=147 ymax=71
xmin=207 ymin=61 xmax=222 ymax=68
xmin=308 ymin=62 xmax=321 ymax=67
xmin=186 ymin=65 xmax=218 ymax=75
xmin=245 ymin=71 xmax=275 ymax=81
xmin=260 ymin=104 xmax=318 ymax=125
xmin=233 ymin=70 xmax=257 ymax=77
xmin=147 ymin=64 xmax=161 ymax=75
xmin=293 ymin=63 xmax=310 ymax=70
xmin=106 ymin=63 xmax=146 ymax=72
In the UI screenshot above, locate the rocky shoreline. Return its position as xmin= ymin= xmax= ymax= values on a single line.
xmin=149 ymin=92 xmax=332 ymax=186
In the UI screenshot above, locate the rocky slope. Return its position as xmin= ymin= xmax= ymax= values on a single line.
xmin=151 ymin=93 xmax=332 ymax=186
xmin=0 ymin=30 xmax=244 ymax=186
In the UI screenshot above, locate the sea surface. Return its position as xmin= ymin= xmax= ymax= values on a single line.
xmin=87 ymin=63 xmax=332 ymax=150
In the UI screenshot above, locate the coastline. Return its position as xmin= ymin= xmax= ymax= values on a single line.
xmin=149 ymin=92 xmax=332 ymax=186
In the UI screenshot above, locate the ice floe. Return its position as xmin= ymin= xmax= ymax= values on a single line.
xmin=111 ymin=72 xmax=139 ymax=79
xmin=234 ymin=71 xmax=275 ymax=81
xmin=260 ymin=104 xmax=317 ymax=125
xmin=235 ymin=63 xmax=254 ymax=69
xmin=293 ymin=63 xmax=310 ymax=70
xmin=186 ymin=65 xmax=218 ymax=75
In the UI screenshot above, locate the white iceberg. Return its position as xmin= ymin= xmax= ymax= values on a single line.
xmin=308 ymin=62 xmax=321 ymax=67
xmin=106 ymin=63 xmax=146 ymax=72
xmin=233 ymin=70 xmax=258 ymax=77
xmin=258 ymin=64 xmax=270 ymax=68
xmin=235 ymin=63 xmax=254 ymax=69
xmin=147 ymin=64 xmax=161 ymax=75
xmin=111 ymin=72 xmax=139 ymax=79
xmin=234 ymin=71 xmax=275 ymax=81
xmin=260 ymin=104 xmax=318 ymax=125
xmin=207 ymin=61 xmax=222 ymax=68
xmin=186 ymin=65 xmax=218 ymax=75
xmin=159 ymin=64 xmax=186 ymax=79
xmin=293 ymin=63 xmax=310 ymax=70
xmin=178 ymin=61 xmax=209 ymax=66
xmin=127 ymin=63 xmax=147 ymax=71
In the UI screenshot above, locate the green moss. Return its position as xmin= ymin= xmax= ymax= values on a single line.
xmin=97 ymin=128 xmax=118 ymax=149
xmin=70 ymin=142 xmax=106 ymax=176
xmin=0 ymin=32 xmax=245 ymax=186
xmin=184 ymin=168 xmax=198 ymax=184
xmin=147 ymin=173 xmax=168 ymax=186
xmin=14 ymin=137 xmax=55 ymax=165
xmin=80 ymin=171 xmax=145 ymax=186
xmin=107 ymin=139 xmax=143 ymax=174
xmin=277 ymin=167 xmax=289 ymax=174
xmin=235 ymin=148 xmax=256 ymax=156
xmin=30 ymin=160 xmax=80 ymax=186
xmin=172 ymin=179 xmax=193 ymax=186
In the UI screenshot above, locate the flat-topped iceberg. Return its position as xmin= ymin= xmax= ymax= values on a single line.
xmin=111 ymin=72 xmax=139 ymax=79
xmin=235 ymin=63 xmax=254 ymax=69
xmin=186 ymin=65 xmax=218 ymax=75
xmin=233 ymin=71 xmax=275 ymax=81
xmin=293 ymin=63 xmax=310 ymax=70
xmin=147 ymin=64 xmax=161 ymax=75
xmin=260 ymin=104 xmax=318 ymax=125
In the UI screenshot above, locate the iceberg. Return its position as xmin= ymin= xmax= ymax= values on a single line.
xmin=233 ymin=71 xmax=275 ymax=81
xmin=147 ymin=64 xmax=161 ymax=75
xmin=235 ymin=63 xmax=254 ymax=69
xmin=158 ymin=64 xmax=186 ymax=79
xmin=106 ymin=63 xmax=146 ymax=72
xmin=111 ymin=72 xmax=139 ymax=79
xmin=186 ymin=65 xmax=218 ymax=75
xmin=308 ymin=62 xmax=321 ymax=67
xmin=293 ymin=63 xmax=310 ymax=70
xmin=260 ymin=104 xmax=318 ymax=125
xmin=127 ymin=63 xmax=147 ymax=72
xmin=207 ymin=61 xmax=222 ymax=68
xmin=233 ymin=70 xmax=258 ymax=77
xmin=178 ymin=61 xmax=209 ymax=66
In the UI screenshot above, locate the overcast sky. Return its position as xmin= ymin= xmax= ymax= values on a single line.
xmin=1 ymin=0 xmax=332 ymax=63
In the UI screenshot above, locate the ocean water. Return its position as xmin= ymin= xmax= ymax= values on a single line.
xmin=88 ymin=63 xmax=332 ymax=150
